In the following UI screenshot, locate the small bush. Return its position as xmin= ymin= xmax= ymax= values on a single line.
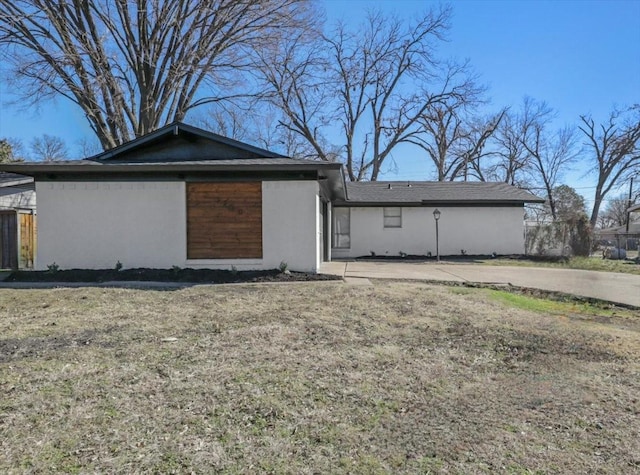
xmin=46 ymin=262 xmax=59 ymax=273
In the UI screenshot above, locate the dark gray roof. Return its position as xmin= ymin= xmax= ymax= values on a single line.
xmin=0 ymin=158 xmax=347 ymax=200
xmin=342 ymin=181 xmax=544 ymax=204
xmin=0 ymin=157 xmax=341 ymax=172
xmin=0 ymin=172 xmax=33 ymax=187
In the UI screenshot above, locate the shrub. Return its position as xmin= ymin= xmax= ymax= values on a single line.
xmin=568 ymin=215 xmax=592 ymax=257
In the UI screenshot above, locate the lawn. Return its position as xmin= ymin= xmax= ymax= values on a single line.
xmin=1 ymin=282 xmax=639 ymax=473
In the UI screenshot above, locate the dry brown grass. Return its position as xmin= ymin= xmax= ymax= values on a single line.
xmin=1 ymin=282 xmax=639 ymax=474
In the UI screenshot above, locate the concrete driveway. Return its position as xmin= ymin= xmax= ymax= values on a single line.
xmin=320 ymin=260 xmax=640 ymax=308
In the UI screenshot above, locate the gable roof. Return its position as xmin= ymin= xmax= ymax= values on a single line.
xmin=0 ymin=123 xmax=347 ymax=200
xmin=340 ymin=181 xmax=544 ymax=205
xmin=90 ymin=121 xmax=287 ymax=161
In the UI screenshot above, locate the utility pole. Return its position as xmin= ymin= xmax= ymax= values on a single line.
xmin=626 ymin=177 xmax=634 ymax=234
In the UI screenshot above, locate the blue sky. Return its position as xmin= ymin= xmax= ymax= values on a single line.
xmin=324 ymin=0 xmax=640 ymax=196
xmin=1 ymin=0 xmax=638 ymax=200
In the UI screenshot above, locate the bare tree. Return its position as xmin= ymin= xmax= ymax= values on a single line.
xmin=488 ymin=104 xmax=535 ymax=186
xmin=579 ymin=106 xmax=640 ymax=228
xmin=255 ymin=23 xmax=336 ymax=160
xmin=522 ymin=124 xmax=578 ymax=221
xmin=0 ymin=0 xmax=314 ymax=150
xmin=453 ymin=112 xmax=509 ymax=181
xmin=598 ymin=195 xmax=634 ymax=228
xmin=495 ymin=98 xmax=579 ymax=221
xmin=258 ymin=6 xmax=480 ymax=180
xmin=408 ymin=102 xmax=504 ymax=181
xmin=76 ymin=137 xmax=102 ymax=159
xmin=487 ymin=97 xmax=561 ymax=189
xmin=30 ymin=134 xmax=68 ymax=161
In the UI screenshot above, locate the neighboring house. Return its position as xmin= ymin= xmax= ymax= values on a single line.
xmin=332 ymin=181 xmax=544 ymax=258
xmin=0 ymin=172 xmax=37 ymax=268
xmin=0 ymin=122 xmax=543 ymax=271
xmin=595 ymin=203 xmax=640 ymax=247
xmin=595 ymin=220 xmax=640 ymax=250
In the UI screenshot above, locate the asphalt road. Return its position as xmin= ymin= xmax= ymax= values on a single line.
xmin=320 ymin=261 xmax=640 ymax=308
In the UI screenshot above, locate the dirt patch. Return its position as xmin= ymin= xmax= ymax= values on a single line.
xmin=0 ymin=328 xmax=115 ymax=363
xmin=6 ymin=267 xmax=340 ymax=283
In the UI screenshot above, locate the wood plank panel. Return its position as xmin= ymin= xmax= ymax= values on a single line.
xmin=187 ymin=182 xmax=262 ymax=259
xmin=19 ymin=213 xmax=35 ymax=269
xmin=0 ymin=211 xmax=18 ymax=269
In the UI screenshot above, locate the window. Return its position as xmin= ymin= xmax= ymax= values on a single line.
xmin=383 ymin=207 xmax=402 ymax=228
xmin=332 ymin=207 xmax=350 ymax=249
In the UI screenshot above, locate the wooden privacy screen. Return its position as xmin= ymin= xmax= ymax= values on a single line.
xmin=187 ymin=182 xmax=263 ymax=259
xmin=19 ymin=213 xmax=36 ymax=269
xmin=0 ymin=211 xmax=18 ymax=269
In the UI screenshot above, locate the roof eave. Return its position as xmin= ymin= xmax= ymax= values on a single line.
xmin=0 ymin=177 xmax=34 ymax=187
xmin=333 ymin=199 xmax=543 ymax=206
xmin=0 ymin=161 xmax=343 ymax=176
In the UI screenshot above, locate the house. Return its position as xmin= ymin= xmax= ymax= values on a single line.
xmin=0 ymin=122 xmax=543 ymax=271
xmin=0 ymin=123 xmax=343 ymax=272
xmin=332 ymin=181 xmax=544 ymax=258
xmin=595 ymin=221 xmax=640 ymax=250
xmin=0 ymin=172 xmax=36 ymax=269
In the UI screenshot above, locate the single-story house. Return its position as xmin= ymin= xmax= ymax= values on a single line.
xmin=595 ymin=220 xmax=640 ymax=250
xmin=333 ymin=181 xmax=543 ymax=258
xmin=0 ymin=122 xmax=543 ymax=272
xmin=0 ymin=172 xmax=36 ymax=269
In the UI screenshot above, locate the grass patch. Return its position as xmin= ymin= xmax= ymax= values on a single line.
xmin=1 ymin=282 xmax=639 ymax=473
xmin=484 ymin=288 xmax=638 ymax=318
xmin=487 ymin=289 xmax=576 ymax=314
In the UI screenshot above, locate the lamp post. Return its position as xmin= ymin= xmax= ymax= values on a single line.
xmin=433 ymin=208 xmax=441 ymax=262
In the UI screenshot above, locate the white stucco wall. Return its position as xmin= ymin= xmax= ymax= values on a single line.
xmin=36 ymin=180 xmax=320 ymax=272
xmin=36 ymin=181 xmax=187 ymax=270
xmin=262 ymin=181 xmax=319 ymax=272
xmin=331 ymin=206 xmax=526 ymax=258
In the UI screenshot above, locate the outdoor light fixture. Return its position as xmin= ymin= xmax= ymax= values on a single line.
xmin=433 ymin=208 xmax=441 ymax=262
